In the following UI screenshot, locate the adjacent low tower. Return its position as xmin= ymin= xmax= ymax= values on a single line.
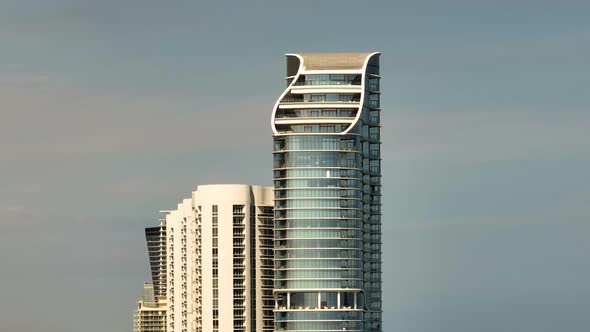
xmin=272 ymin=53 xmax=383 ymax=332
xmin=145 ymin=220 xmax=167 ymax=297
xmin=166 ymin=184 xmax=275 ymax=332
xmin=133 ymin=282 xmax=167 ymax=332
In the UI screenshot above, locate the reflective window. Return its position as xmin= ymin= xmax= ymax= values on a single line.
xmin=340 ymin=292 xmax=356 ymax=309
xmin=302 ymin=93 xmax=360 ymax=102
xmin=275 ymin=124 xmax=349 ymax=134
xmin=320 ymin=292 xmax=338 ymax=309
xmin=274 ymin=248 xmax=362 ymax=259
xmin=368 ymin=78 xmax=380 ymax=91
xmin=275 ymin=321 xmax=363 ymax=330
xmin=276 ymin=238 xmax=362 ymax=249
xmin=275 ymin=279 xmax=363 ymax=289
xmin=275 ymin=269 xmax=362 ymax=280
xmin=368 ymin=94 xmax=380 ymax=108
xmin=294 ymin=74 xmax=362 ymax=86
xmin=275 ymin=218 xmax=363 ymax=229
xmin=273 ymin=168 xmax=362 ymax=179
xmin=290 ymin=292 xmax=318 ymax=309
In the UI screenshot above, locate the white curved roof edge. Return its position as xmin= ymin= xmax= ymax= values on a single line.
xmin=271 ymin=52 xmax=381 ymax=136
xmin=271 ymin=54 xmax=304 ymax=135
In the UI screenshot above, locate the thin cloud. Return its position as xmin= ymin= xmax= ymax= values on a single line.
xmin=0 ymin=73 xmax=50 ymax=86
xmin=382 ymin=108 xmax=590 ymax=162
xmin=0 ymin=81 xmax=273 ymax=162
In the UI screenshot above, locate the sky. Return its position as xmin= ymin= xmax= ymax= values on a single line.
xmin=1 ymin=0 xmax=589 ymax=331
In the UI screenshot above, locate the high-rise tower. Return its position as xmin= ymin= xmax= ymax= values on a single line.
xmin=272 ymin=53 xmax=382 ymax=332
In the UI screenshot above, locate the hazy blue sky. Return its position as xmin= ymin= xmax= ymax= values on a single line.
xmin=1 ymin=1 xmax=589 ymax=331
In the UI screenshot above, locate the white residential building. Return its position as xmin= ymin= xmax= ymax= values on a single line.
xmin=166 ymin=184 xmax=274 ymax=332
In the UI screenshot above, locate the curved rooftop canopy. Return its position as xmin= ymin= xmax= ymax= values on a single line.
xmin=295 ymin=52 xmax=376 ymax=70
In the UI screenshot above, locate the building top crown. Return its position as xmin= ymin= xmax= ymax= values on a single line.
xmin=293 ymin=52 xmax=378 ymax=70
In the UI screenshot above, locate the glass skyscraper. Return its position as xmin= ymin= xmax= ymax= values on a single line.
xmin=272 ymin=53 xmax=382 ymax=332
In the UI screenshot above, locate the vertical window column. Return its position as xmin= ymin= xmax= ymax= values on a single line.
xmin=233 ymin=205 xmax=246 ymax=331
xmin=212 ymin=205 xmax=219 ymax=332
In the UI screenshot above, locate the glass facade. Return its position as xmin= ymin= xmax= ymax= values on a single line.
xmin=145 ymin=225 xmax=167 ymax=297
xmin=272 ymin=53 xmax=382 ymax=332
xmin=293 ymin=74 xmax=362 ymax=86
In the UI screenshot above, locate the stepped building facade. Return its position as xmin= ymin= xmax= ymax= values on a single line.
xmin=165 ymin=185 xmax=274 ymax=332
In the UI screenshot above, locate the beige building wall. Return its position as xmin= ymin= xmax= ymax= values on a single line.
xmin=166 ymin=184 xmax=273 ymax=332
xmin=133 ymin=283 xmax=167 ymax=332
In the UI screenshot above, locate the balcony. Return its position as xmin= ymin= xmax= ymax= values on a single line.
xmin=292 ymin=74 xmax=362 ymax=86
xmin=279 ymin=94 xmax=361 ymax=108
